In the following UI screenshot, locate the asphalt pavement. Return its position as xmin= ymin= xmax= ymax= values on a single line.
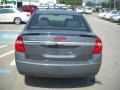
xmin=0 ymin=14 xmax=120 ymax=90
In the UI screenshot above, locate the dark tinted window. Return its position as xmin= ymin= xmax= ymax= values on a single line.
xmin=0 ymin=6 xmax=3 ymax=8
xmin=4 ymin=6 xmax=11 ymax=8
xmin=0 ymin=5 xmax=12 ymax=8
xmin=0 ymin=9 xmax=14 ymax=14
xmin=28 ymin=14 xmax=90 ymax=31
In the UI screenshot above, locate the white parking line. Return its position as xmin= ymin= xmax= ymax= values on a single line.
xmin=0 ymin=50 xmax=14 ymax=58
xmin=10 ymin=58 xmax=16 ymax=66
xmin=0 ymin=45 xmax=8 ymax=49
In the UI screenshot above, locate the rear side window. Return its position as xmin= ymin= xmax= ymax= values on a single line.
xmin=0 ymin=6 xmax=3 ymax=8
xmin=4 ymin=6 xmax=11 ymax=8
xmin=0 ymin=9 xmax=14 ymax=14
xmin=28 ymin=14 xmax=90 ymax=31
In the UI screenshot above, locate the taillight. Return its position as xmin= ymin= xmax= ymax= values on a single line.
xmin=93 ymin=37 xmax=102 ymax=54
xmin=15 ymin=36 xmax=25 ymax=52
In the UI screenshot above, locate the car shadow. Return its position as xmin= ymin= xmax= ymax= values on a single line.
xmin=118 ymin=23 xmax=120 ymax=25
xmin=0 ymin=22 xmax=26 ymax=24
xmin=24 ymin=76 xmax=102 ymax=88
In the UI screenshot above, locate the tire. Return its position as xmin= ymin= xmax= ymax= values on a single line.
xmin=14 ymin=17 xmax=21 ymax=25
xmin=82 ymin=76 xmax=95 ymax=84
xmin=86 ymin=76 xmax=95 ymax=84
xmin=25 ymin=75 xmax=33 ymax=85
xmin=119 ymin=19 xmax=120 ymax=23
xmin=25 ymin=75 xmax=37 ymax=85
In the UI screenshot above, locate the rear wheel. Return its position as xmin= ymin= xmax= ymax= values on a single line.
xmin=119 ymin=19 xmax=120 ymax=23
xmin=14 ymin=17 xmax=21 ymax=25
xmin=81 ymin=76 xmax=95 ymax=84
xmin=86 ymin=76 xmax=95 ymax=83
xmin=25 ymin=75 xmax=34 ymax=85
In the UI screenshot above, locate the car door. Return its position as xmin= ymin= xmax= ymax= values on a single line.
xmin=0 ymin=9 xmax=5 ymax=22
xmin=0 ymin=9 xmax=15 ymax=22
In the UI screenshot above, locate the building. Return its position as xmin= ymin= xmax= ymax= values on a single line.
xmin=0 ymin=0 xmax=2 ymax=4
xmin=21 ymin=0 xmax=56 ymax=6
xmin=39 ymin=0 xmax=56 ymax=4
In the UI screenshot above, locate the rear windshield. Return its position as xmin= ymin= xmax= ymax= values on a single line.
xmin=27 ymin=14 xmax=90 ymax=31
xmin=111 ymin=11 xmax=118 ymax=14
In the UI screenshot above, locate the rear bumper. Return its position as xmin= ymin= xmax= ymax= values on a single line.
xmin=22 ymin=17 xmax=30 ymax=22
xmin=16 ymin=55 xmax=102 ymax=78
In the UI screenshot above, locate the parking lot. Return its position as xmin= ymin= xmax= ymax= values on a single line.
xmin=0 ymin=14 xmax=120 ymax=90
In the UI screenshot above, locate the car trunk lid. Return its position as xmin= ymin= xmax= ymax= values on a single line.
xmin=22 ymin=30 xmax=97 ymax=61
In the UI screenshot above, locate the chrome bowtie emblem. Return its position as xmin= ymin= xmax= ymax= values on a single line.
xmin=55 ymin=42 xmax=64 ymax=45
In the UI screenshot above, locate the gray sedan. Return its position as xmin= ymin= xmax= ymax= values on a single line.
xmin=15 ymin=10 xmax=102 ymax=80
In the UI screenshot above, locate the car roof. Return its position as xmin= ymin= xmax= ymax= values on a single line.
xmin=35 ymin=9 xmax=81 ymax=16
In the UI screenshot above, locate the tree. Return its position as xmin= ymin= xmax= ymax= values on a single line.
xmin=58 ymin=0 xmax=82 ymax=6
xmin=108 ymin=0 xmax=120 ymax=9
xmin=86 ymin=1 xmax=95 ymax=7
xmin=101 ymin=1 xmax=108 ymax=8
